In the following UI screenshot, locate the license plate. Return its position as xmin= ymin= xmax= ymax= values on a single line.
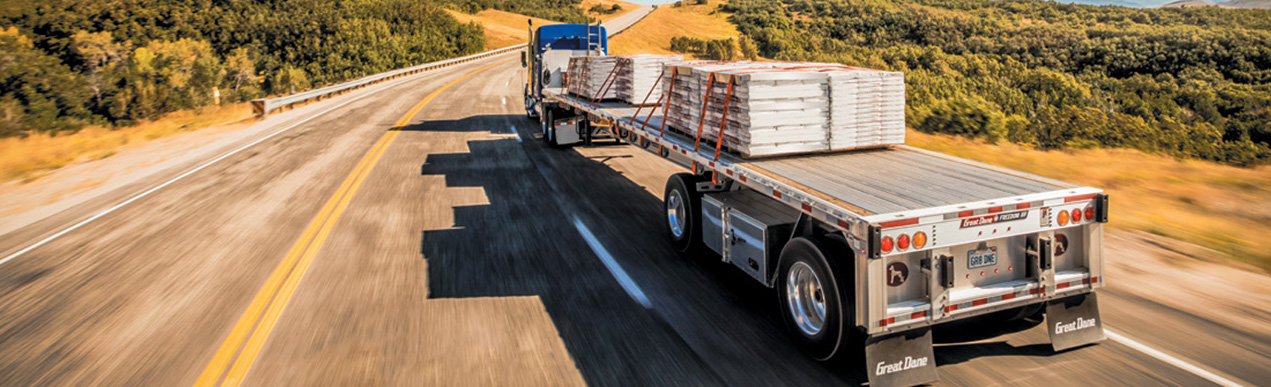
xmin=968 ymin=247 xmax=998 ymax=269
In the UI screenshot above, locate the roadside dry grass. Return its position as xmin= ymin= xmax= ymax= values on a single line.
xmin=608 ymin=1 xmax=739 ymax=57
xmin=448 ymin=1 xmax=639 ymax=51
xmin=446 ymin=10 xmax=560 ymax=50
xmin=581 ymin=0 xmax=641 ymax=23
xmin=0 ymin=104 xmax=253 ymax=184
xmin=907 ymin=130 xmax=1271 ymax=271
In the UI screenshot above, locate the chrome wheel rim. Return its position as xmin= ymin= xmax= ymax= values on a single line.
xmin=787 ymin=261 xmax=826 ymax=336
xmin=666 ymin=190 xmax=686 ymax=238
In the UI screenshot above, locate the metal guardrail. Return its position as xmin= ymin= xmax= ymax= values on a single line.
xmin=251 ymin=44 xmax=526 ymax=116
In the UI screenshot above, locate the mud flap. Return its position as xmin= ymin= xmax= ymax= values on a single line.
xmin=865 ymin=328 xmax=939 ymax=387
xmin=1047 ymin=292 xmax=1106 ymax=352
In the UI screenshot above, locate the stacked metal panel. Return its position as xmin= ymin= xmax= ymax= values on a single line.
xmin=614 ymin=55 xmax=683 ymax=105
xmin=566 ymin=56 xmax=621 ymax=100
xmin=661 ymin=61 xmax=906 ymax=157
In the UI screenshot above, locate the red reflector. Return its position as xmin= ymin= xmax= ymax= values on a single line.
xmin=880 ymin=317 xmax=895 ymax=327
xmin=837 ymin=219 xmax=850 ymax=229
xmin=880 ymin=236 xmax=894 ymax=253
xmin=1016 ymin=202 xmax=1031 ymax=210
xmin=988 ymin=206 xmax=1003 ymax=213
xmin=1001 ymin=293 xmax=1016 ymax=301
xmin=958 ymin=210 xmax=975 ymax=218
xmin=801 ymin=203 xmax=812 ymax=212
xmin=739 ymin=175 xmax=747 ymax=182
xmin=911 ymin=311 xmax=926 ymax=319
xmin=1065 ymin=193 xmax=1097 ymax=203
xmin=945 ymin=305 xmax=958 ymax=313
xmin=773 ymin=190 xmax=782 ymax=199
xmin=1029 ymin=287 xmax=1042 ymax=295
xmin=879 ymin=218 xmax=919 ymax=229
xmin=1082 ymin=278 xmax=1091 ymax=285
xmin=1092 ymin=276 xmax=1099 ymax=283
xmin=1057 ymin=282 xmax=1071 ymax=290
xmin=726 ymin=169 xmax=733 ymax=176
xmin=972 ymin=299 xmax=988 ymax=307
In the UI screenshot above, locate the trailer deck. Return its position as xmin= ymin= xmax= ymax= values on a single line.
xmin=545 ymin=88 xmax=1094 ymax=224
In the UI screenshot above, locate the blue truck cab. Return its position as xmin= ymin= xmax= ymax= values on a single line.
xmin=522 ymin=22 xmax=607 ymax=146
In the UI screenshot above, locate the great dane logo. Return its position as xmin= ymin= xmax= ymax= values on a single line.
xmin=1054 ymin=233 xmax=1069 ymax=256
xmin=887 ymin=261 xmax=908 ymax=287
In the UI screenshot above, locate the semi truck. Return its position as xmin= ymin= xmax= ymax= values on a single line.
xmin=523 ymin=23 xmax=1108 ymax=387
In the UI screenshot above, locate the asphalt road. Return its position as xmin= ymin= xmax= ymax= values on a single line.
xmin=2 ymin=8 xmax=1269 ymax=386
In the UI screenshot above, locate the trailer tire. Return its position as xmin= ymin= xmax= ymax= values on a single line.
xmin=545 ymin=109 xmax=563 ymax=148
xmin=664 ymin=173 xmax=704 ymax=253
xmin=777 ymin=237 xmax=850 ymax=361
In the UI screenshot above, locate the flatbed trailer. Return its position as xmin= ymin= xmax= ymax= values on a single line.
xmin=539 ymin=84 xmax=1109 ymax=386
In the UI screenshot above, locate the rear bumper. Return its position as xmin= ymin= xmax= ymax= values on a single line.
xmin=872 ymin=273 xmax=1098 ymax=335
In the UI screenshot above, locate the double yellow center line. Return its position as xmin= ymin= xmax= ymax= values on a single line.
xmin=196 ymin=59 xmax=510 ymax=387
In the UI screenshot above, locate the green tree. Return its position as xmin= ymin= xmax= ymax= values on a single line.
xmin=224 ymin=47 xmax=259 ymax=100
xmin=275 ymin=66 xmax=310 ymax=95
xmin=916 ymin=96 xmax=1007 ymax=142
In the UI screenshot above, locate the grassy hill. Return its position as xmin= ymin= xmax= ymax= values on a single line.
xmin=608 ymin=1 xmax=740 ymax=57
xmin=447 ymin=0 xmax=640 ymax=50
xmin=581 ymin=0 xmax=641 ymax=22
xmin=447 ymin=10 xmax=560 ymax=49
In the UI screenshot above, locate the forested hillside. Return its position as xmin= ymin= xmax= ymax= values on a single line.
xmin=0 ymin=0 xmax=485 ymax=136
xmin=723 ymin=0 xmax=1271 ymax=166
xmin=444 ymin=0 xmax=591 ymax=24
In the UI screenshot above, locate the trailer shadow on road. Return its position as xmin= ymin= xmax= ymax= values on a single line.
xmin=410 ymin=114 xmax=1058 ymax=386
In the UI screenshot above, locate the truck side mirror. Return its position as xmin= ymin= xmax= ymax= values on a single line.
xmin=520 ymin=51 xmax=527 ymax=67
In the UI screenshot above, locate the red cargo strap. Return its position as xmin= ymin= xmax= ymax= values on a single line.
xmin=591 ymin=59 xmax=625 ymax=109
xmin=691 ymin=73 xmax=718 ymax=172
xmin=657 ymin=69 xmax=679 ymax=155
xmin=629 ymin=68 xmax=665 ymax=126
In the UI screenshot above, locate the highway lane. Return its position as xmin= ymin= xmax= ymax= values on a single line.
xmin=2 ymin=6 xmax=1268 ymax=385
xmin=0 ymin=55 xmax=534 ymax=386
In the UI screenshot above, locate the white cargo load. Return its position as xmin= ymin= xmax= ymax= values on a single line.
xmin=658 ymin=61 xmax=905 ymax=157
xmin=615 ymin=54 xmax=683 ymax=105
xmin=566 ymin=56 xmax=621 ymax=100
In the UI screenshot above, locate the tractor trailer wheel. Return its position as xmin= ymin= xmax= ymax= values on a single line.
xmin=545 ymin=109 xmax=562 ymax=148
xmin=663 ymin=173 xmax=705 ymax=253
xmin=777 ymin=236 xmax=851 ymax=361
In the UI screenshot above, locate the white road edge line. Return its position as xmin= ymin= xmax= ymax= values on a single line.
xmin=573 ymin=217 xmax=651 ymax=309
xmin=0 ymin=69 xmax=442 ymax=268
xmin=1106 ymin=330 xmax=1247 ymax=387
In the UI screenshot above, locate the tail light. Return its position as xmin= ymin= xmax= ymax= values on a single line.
xmin=897 ymin=234 xmax=911 ymax=251
xmin=1057 ymin=210 xmax=1070 ymax=226
xmin=1084 ymin=206 xmax=1095 ymax=222
xmin=1071 ymin=208 xmax=1083 ymax=223
xmin=881 ymin=236 xmax=895 ymax=253
xmin=913 ymin=231 xmax=927 ymax=249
